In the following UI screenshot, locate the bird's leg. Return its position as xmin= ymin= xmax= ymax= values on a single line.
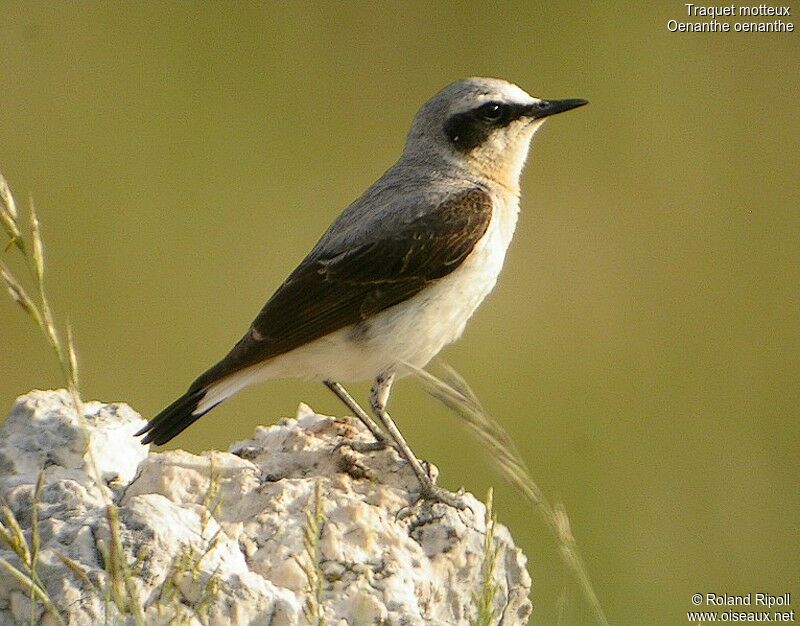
xmin=324 ymin=380 xmax=389 ymax=451
xmin=370 ymin=371 xmax=466 ymax=510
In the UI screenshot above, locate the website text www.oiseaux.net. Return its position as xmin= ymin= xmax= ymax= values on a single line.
xmin=688 ymin=593 xmax=794 ymax=623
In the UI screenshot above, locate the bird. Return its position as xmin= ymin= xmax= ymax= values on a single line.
xmin=137 ymin=77 xmax=587 ymax=508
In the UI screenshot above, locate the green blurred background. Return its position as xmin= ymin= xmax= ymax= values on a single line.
xmin=1 ymin=2 xmax=798 ymax=624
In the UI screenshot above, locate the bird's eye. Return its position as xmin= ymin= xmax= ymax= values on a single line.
xmin=478 ymin=102 xmax=509 ymax=123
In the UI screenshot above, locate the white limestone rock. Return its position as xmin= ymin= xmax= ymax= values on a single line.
xmin=0 ymin=390 xmax=532 ymax=625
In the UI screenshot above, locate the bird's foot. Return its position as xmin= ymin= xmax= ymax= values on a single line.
xmin=334 ymin=437 xmax=391 ymax=454
xmin=417 ymin=483 xmax=467 ymax=509
xmin=397 ymin=481 xmax=468 ymax=519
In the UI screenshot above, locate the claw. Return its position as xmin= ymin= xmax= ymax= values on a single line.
xmin=334 ymin=438 xmax=390 ymax=454
xmin=419 ymin=484 xmax=467 ymax=509
xmin=397 ymin=484 xmax=467 ymax=519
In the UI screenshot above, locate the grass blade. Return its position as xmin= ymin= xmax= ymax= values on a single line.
xmin=298 ymin=481 xmax=326 ymax=626
xmin=0 ymin=174 xmax=24 ymax=251
xmin=0 ymin=500 xmax=31 ymax=567
xmin=407 ymin=361 xmax=610 ymax=626
xmin=28 ymin=198 xmax=44 ymax=284
xmin=0 ymin=261 xmax=43 ymax=327
xmin=66 ymin=322 xmax=80 ymax=393
xmin=473 ymin=488 xmax=500 ymax=626
xmin=56 ymin=552 xmax=97 ymax=593
xmin=0 ymin=557 xmax=66 ymax=626
xmin=0 ymin=171 xmax=154 ymax=624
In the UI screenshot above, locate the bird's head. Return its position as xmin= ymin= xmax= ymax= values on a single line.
xmin=404 ymin=77 xmax=587 ymax=191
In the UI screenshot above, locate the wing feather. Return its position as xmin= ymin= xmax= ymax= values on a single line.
xmin=190 ymin=186 xmax=493 ymax=391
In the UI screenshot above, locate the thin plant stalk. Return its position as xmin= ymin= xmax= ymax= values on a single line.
xmin=29 ymin=470 xmax=44 ymax=626
xmin=0 ymin=493 xmax=66 ymax=626
xmin=473 ymin=487 xmax=500 ymax=626
xmin=406 ymin=361 xmax=610 ymax=626
xmin=0 ymin=174 xmax=23 ymax=251
xmin=0 ymin=173 xmax=145 ymax=625
xmin=0 ymin=556 xmax=65 ymax=625
xmin=297 ymin=481 xmax=326 ymax=626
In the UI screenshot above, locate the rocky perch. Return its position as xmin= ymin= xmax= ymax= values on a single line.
xmin=0 ymin=390 xmax=532 ymax=625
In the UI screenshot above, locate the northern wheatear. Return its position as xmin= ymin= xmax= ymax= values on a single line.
xmin=137 ymin=77 xmax=587 ymax=507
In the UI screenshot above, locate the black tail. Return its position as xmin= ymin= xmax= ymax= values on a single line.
xmin=135 ymin=387 xmax=214 ymax=445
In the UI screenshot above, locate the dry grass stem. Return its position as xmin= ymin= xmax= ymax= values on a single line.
xmin=28 ymin=199 xmax=44 ymax=284
xmin=151 ymin=457 xmax=225 ymax=623
xmin=0 ymin=556 xmax=65 ymax=625
xmin=0 ymin=494 xmax=66 ymax=626
xmin=473 ymin=487 xmax=500 ymax=626
xmin=0 ymin=172 xmax=147 ymax=625
xmin=55 ymin=552 xmax=97 ymax=594
xmin=66 ymin=322 xmax=80 ymax=399
xmin=0 ymin=174 xmax=23 ymax=250
xmin=297 ymin=481 xmax=326 ymax=626
xmin=407 ymin=360 xmax=610 ymax=626
xmin=106 ymin=504 xmax=146 ymax=624
xmin=0 ymin=261 xmax=42 ymax=326
xmin=29 ymin=471 xmax=45 ymax=625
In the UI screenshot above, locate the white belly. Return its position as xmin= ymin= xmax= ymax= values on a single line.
xmin=272 ymin=192 xmax=518 ymax=381
xmin=198 ymin=193 xmax=519 ymax=410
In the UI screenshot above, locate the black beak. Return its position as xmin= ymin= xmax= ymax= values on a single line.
xmin=525 ymin=98 xmax=589 ymax=120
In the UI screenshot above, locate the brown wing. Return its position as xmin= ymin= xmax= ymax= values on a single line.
xmin=190 ymin=187 xmax=493 ymax=391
